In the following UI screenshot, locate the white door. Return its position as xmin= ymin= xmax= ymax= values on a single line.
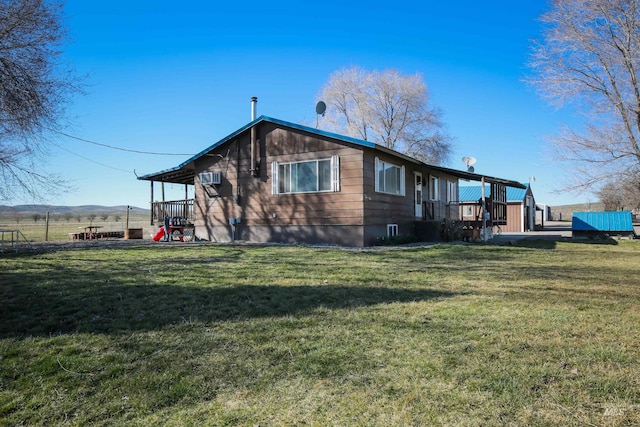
xmin=415 ymin=172 xmax=423 ymax=218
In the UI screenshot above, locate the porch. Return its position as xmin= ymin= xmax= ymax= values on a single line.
xmin=151 ymin=199 xmax=195 ymax=225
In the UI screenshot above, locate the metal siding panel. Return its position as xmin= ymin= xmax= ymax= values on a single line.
xmin=572 ymin=211 xmax=633 ymax=231
xmin=460 ymin=184 xmax=528 ymax=202
xmin=459 ymin=186 xmax=482 ymax=202
xmin=572 ymin=212 xmax=593 ymax=231
xmin=505 ymin=187 xmax=526 ymax=202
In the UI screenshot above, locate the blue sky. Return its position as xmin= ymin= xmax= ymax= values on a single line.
xmin=40 ymin=0 xmax=588 ymax=208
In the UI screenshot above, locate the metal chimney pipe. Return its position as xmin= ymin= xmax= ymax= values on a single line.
xmin=251 ymin=96 xmax=258 ymax=120
xmin=250 ymin=97 xmax=259 ymax=176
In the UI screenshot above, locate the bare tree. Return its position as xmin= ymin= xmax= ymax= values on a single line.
xmin=528 ymin=0 xmax=640 ymax=192
xmin=317 ymin=66 xmax=453 ymax=165
xmin=11 ymin=208 xmax=21 ymax=223
xmin=0 ymin=0 xmax=79 ymax=201
xmin=100 ymin=213 xmax=109 ymax=221
xmin=597 ymin=175 xmax=640 ymax=210
xmin=597 ymin=181 xmax=625 ymax=210
xmin=621 ymin=175 xmax=640 ymax=211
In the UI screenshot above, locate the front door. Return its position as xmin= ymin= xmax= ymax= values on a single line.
xmin=415 ymin=172 xmax=423 ymax=218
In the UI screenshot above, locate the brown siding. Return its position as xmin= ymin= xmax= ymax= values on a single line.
xmin=362 ymin=150 xmax=414 ymax=226
xmin=190 ymin=121 xmax=464 ymax=246
xmin=360 ymin=150 xmax=461 ymax=244
xmin=192 ymin=124 xmax=367 ymax=245
xmin=503 ymin=203 xmax=523 ymax=233
xmin=459 ymin=201 xmax=524 ymax=233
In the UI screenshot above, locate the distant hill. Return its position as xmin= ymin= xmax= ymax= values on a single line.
xmin=0 ymin=205 xmax=149 ymax=215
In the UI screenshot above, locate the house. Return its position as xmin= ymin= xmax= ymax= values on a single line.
xmin=458 ymin=184 xmax=536 ymax=232
xmin=572 ymin=211 xmax=635 ymax=239
xmin=138 ymin=112 xmax=525 ymax=247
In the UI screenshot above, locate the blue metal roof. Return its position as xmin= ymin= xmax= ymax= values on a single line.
xmin=572 ymin=211 xmax=634 ymax=232
xmin=137 ymin=116 xmax=526 ymax=189
xmin=459 ymin=184 xmax=529 ymax=202
xmin=137 ymin=115 xmax=377 ymax=181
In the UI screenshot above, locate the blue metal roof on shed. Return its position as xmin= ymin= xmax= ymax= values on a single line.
xmin=571 ymin=211 xmax=634 ymax=232
xmin=458 ymin=184 xmax=529 ymax=202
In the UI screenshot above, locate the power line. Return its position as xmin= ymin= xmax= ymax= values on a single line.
xmin=52 ymin=129 xmax=195 ymax=156
xmin=50 ymin=141 xmax=134 ymax=173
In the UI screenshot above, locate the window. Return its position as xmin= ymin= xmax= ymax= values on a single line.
xmin=429 ymin=176 xmax=439 ymax=201
xmin=446 ymin=180 xmax=456 ymax=203
xmin=271 ymin=156 xmax=339 ymax=194
xmin=463 ymin=205 xmax=474 ymax=217
xmin=375 ymin=157 xmax=405 ymax=195
xmin=387 ymin=224 xmax=398 ymax=237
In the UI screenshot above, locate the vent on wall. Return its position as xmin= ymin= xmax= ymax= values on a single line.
xmin=200 ymin=172 xmax=222 ymax=185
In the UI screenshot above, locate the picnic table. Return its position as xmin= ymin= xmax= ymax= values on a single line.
xmin=68 ymin=226 xmax=125 ymax=241
xmin=79 ymin=225 xmax=102 ymax=240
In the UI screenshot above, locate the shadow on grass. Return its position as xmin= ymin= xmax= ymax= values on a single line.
xmin=513 ymin=239 xmax=559 ymax=249
xmin=508 ymin=237 xmax=619 ymax=250
xmin=566 ymin=237 xmax=620 ymax=245
xmin=1 ymin=269 xmax=455 ymax=338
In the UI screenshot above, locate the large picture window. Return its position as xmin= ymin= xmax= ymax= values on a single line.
xmin=375 ymin=157 xmax=405 ymax=195
xmin=271 ymin=156 xmax=340 ymax=194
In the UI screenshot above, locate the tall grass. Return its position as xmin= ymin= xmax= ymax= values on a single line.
xmin=1 ymin=241 xmax=639 ymax=425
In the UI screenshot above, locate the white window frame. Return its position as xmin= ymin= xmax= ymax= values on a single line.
xmin=463 ymin=205 xmax=474 ymax=217
xmin=271 ymin=155 xmax=340 ymax=195
xmin=429 ymin=175 xmax=439 ymax=201
xmin=446 ymin=180 xmax=457 ymax=203
xmin=387 ymin=223 xmax=398 ymax=237
xmin=374 ymin=157 xmax=405 ymax=196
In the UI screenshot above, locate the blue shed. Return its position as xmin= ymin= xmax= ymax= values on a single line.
xmin=572 ymin=211 xmax=635 ymax=238
xmin=459 ymin=183 xmax=536 ymax=232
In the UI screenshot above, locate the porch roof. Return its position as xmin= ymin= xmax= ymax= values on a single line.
xmin=459 ymin=184 xmax=531 ymax=202
xmin=137 ymin=116 xmax=526 ymax=189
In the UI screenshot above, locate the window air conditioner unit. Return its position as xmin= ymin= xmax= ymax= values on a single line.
xmin=200 ymin=171 xmax=222 ymax=185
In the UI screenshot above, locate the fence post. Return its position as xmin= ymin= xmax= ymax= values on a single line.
xmin=45 ymin=211 xmax=50 ymax=241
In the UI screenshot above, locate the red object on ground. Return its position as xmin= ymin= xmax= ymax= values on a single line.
xmin=152 ymin=227 xmax=165 ymax=242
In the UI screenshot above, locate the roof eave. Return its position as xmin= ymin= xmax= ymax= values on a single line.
xmin=137 ymin=115 xmax=526 ymax=189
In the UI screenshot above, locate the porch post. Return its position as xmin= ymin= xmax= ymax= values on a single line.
xmin=481 ymin=176 xmax=488 ymax=241
xmin=184 ymin=184 xmax=188 ymax=219
xmin=150 ymin=181 xmax=154 ymax=225
xmin=161 ymin=182 xmax=166 ymax=218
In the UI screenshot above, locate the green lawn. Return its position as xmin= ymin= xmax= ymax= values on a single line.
xmin=1 ymin=240 xmax=639 ymax=426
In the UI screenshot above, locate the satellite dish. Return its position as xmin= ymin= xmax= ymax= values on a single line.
xmin=315 ymin=101 xmax=327 ymax=128
xmin=462 ymin=156 xmax=477 ymax=172
xmin=315 ymin=101 xmax=326 ymax=116
xmin=462 ymin=156 xmax=477 ymax=167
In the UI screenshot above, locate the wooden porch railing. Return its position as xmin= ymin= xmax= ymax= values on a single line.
xmin=151 ymin=199 xmax=194 ymax=225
